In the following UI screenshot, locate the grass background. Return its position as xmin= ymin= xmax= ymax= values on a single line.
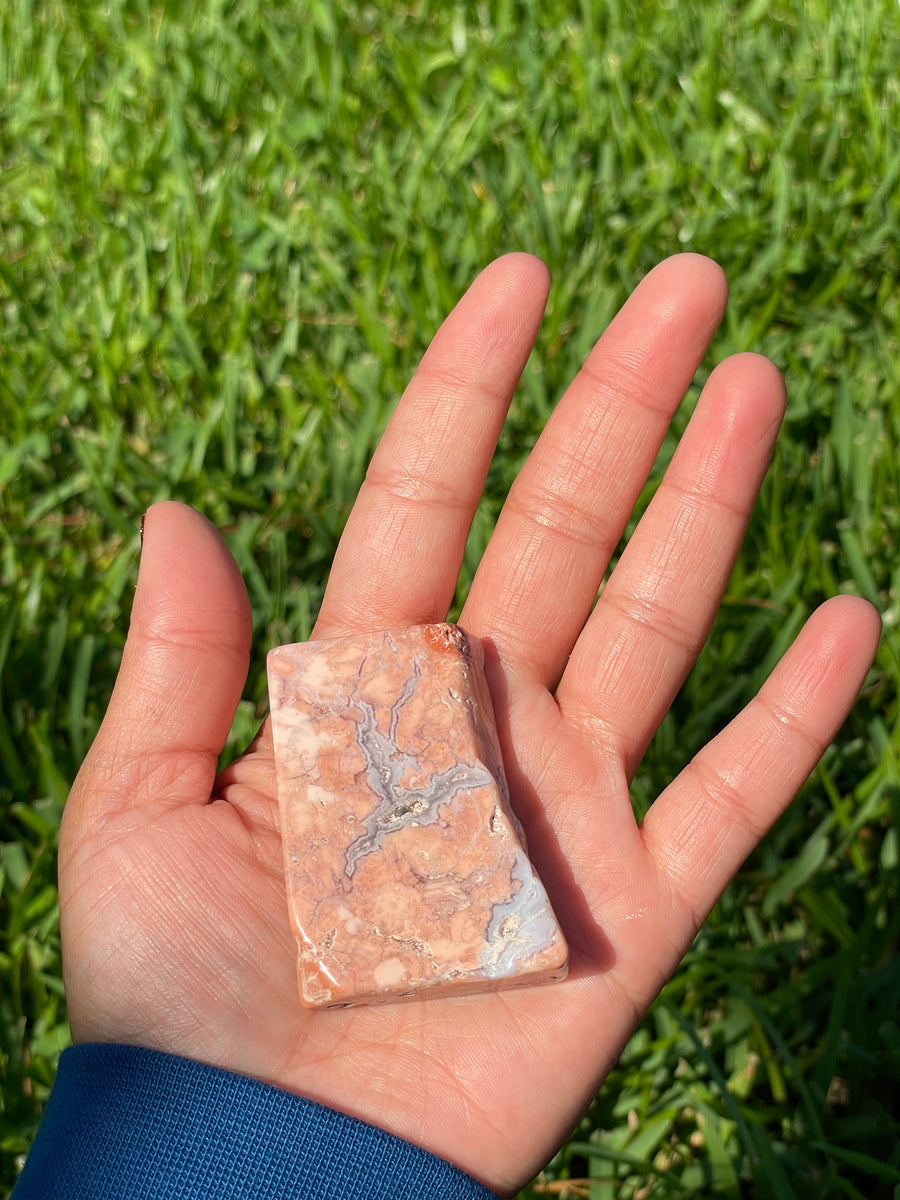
xmin=1 ymin=0 xmax=898 ymax=1195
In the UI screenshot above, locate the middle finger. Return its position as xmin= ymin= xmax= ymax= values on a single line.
xmin=460 ymin=254 xmax=728 ymax=686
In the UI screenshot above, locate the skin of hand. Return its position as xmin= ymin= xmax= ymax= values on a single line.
xmin=59 ymin=254 xmax=880 ymax=1196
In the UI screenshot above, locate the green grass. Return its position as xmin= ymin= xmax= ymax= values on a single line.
xmin=1 ymin=0 xmax=898 ymax=1195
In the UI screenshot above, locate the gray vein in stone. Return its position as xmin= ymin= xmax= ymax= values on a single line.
xmin=343 ymin=661 xmax=496 ymax=877
xmin=480 ymin=849 xmax=558 ymax=977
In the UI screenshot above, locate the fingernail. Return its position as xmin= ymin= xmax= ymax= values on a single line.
xmin=140 ymin=511 xmax=146 ymax=547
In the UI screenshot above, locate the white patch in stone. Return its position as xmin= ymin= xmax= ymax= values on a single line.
xmin=374 ymin=957 xmax=407 ymax=988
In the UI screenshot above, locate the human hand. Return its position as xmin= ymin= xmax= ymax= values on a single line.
xmin=59 ymin=254 xmax=879 ymax=1195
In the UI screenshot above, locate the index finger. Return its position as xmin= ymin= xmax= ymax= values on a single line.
xmin=313 ymin=253 xmax=550 ymax=639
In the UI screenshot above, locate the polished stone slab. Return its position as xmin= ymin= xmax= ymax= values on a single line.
xmin=267 ymin=623 xmax=568 ymax=1007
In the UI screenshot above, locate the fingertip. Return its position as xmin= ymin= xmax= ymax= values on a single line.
xmin=812 ymin=593 xmax=883 ymax=662
xmin=134 ymin=501 xmax=251 ymax=647
xmin=774 ymin=595 xmax=882 ymax=726
xmin=617 ymin=253 xmax=728 ymax=354
xmin=648 ymin=252 xmax=729 ymax=306
xmin=711 ymin=350 xmax=785 ymax=387
xmin=703 ymin=352 xmax=787 ymax=428
xmin=479 ymin=252 xmax=551 ymax=310
xmin=512 ymin=250 xmax=551 ymax=293
xmin=141 ymin=499 xmax=222 ymax=545
xmin=489 ymin=250 xmax=550 ymax=278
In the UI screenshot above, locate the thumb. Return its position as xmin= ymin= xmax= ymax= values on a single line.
xmin=68 ymin=501 xmax=252 ymax=822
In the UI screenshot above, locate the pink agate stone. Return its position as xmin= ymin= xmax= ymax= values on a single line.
xmin=267 ymin=624 xmax=568 ymax=1007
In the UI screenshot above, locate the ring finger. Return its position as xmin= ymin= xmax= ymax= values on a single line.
xmin=556 ymin=352 xmax=786 ymax=773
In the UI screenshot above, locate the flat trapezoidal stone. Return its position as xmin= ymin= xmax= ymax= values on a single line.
xmin=267 ymin=623 xmax=568 ymax=1007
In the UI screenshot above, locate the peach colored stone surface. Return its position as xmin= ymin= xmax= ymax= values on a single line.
xmin=267 ymin=624 xmax=568 ymax=1007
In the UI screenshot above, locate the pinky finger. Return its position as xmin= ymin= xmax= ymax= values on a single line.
xmin=641 ymin=595 xmax=881 ymax=931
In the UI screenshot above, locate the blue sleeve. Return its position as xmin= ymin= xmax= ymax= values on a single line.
xmin=11 ymin=1043 xmax=500 ymax=1200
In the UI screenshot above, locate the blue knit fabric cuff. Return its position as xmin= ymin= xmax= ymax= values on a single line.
xmin=12 ymin=1043 xmax=500 ymax=1200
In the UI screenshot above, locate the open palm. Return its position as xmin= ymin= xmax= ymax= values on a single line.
xmin=59 ymin=254 xmax=879 ymax=1196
